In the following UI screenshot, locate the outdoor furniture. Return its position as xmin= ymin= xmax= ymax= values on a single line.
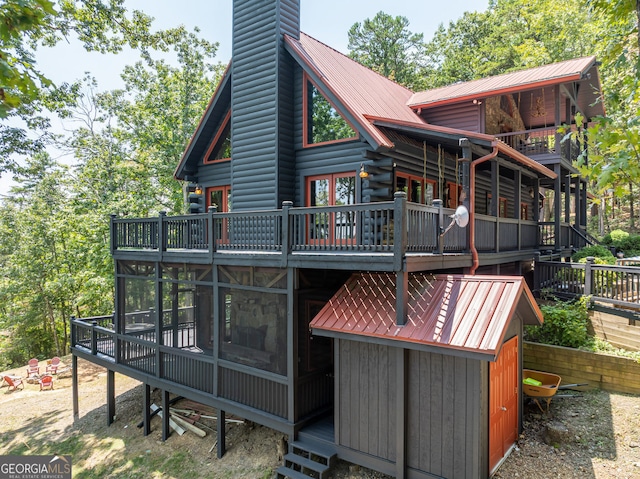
xmin=46 ymin=357 xmax=61 ymax=375
xmin=3 ymin=375 xmax=24 ymax=391
xmin=26 ymin=358 xmax=40 ymax=377
xmin=39 ymin=375 xmax=54 ymax=391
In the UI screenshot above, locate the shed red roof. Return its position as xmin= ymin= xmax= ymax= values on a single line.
xmin=408 ymin=56 xmax=598 ymax=109
xmin=285 ymin=33 xmax=424 ymax=148
xmin=310 ymin=273 xmax=543 ymax=361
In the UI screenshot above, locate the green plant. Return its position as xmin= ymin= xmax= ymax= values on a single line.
xmin=610 ymin=229 xmax=629 ymax=243
xmin=526 ymin=296 xmax=591 ymax=348
xmin=571 ymin=245 xmax=615 ymax=264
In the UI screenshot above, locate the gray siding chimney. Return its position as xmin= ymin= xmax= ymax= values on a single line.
xmin=231 ymin=0 xmax=299 ymax=210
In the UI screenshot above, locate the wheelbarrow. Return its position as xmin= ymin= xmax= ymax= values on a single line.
xmin=522 ymin=369 xmax=585 ymax=412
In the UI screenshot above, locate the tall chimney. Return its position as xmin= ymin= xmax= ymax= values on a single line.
xmin=231 ymin=0 xmax=300 ymax=210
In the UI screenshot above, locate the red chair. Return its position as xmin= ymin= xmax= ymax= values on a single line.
xmin=3 ymin=375 xmax=24 ymax=391
xmin=46 ymin=357 xmax=61 ymax=375
xmin=26 ymin=358 xmax=40 ymax=377
xmin=39 ymin=375 xmax=54 ymax=391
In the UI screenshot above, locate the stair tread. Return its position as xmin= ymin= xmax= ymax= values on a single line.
xmin=290 ymin=440 xmax=337 ymax=460
xmin=284 ymin=453 xmax=330 ymax=473
xmin=276 ymin=465 xmax=315 ymax=479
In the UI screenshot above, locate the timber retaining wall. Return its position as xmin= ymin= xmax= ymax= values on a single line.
xmin=523 ymin=341 xmax=640 ymax=396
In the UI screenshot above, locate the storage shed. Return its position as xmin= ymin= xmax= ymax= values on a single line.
xmin=310 ymin=273 xmax=544 ymax=478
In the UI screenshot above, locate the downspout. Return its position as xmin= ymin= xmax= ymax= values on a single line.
xmin=469 ymin=143 xmax=499 ymax=275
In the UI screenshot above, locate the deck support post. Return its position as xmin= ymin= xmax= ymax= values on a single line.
xmin=72 ymin=354 xmax=79 ymax=418
xmin=162 ymin=390 xmax=170 ymax=441
xmin=107 ymin=369 xmax=115 ymax=426
xmin=217 ymin=410 xmax=226 ymax=458
xmin=143 ymin=384 xmax=151 ymax=436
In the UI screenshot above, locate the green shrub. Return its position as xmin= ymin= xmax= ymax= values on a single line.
xmin=614 ymin=234 xmax=640 ymax=257
xmin=571 ymin=244 xmax=615 ymax=264
xmin=610 ymin=229 xmax=629 ymax=243
xmin=525 ymin=296 xmax=591 ymax=348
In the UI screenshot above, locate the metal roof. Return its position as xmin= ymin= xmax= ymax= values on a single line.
xmin=408 ymin=56 xmax=599 ymax=109
xmin=310 ymin=272 xmax=543 ymax=361
xmin=285 ymin=33 xmax=424 ymax=149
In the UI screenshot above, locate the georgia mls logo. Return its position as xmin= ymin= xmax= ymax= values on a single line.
xmin=0 ymin=455 xmax=71 ymax=479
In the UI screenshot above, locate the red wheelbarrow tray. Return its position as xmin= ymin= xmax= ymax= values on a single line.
xmin=522 ymin=369 xmax=561 ymax=398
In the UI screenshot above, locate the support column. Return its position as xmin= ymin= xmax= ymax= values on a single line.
xmin=143 ymin=384 xmax=151 ymax=436
xmin=72 ymin=354 xmax=79 ymax=418
xmin=162 ymin=390 xmax=170 ymax=441
xmin=574 ymin=178 xmax=582 ymax=229
xmin=217 ymin=410 xmax=226 ymax=458
xmin=554 ymin=164 xmax=562 ymax=250
xmin=107 ymin=369 xmax=115 ymax=426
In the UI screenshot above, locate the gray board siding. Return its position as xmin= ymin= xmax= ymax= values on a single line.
xmin=406 ymin=351 xmax=487 ymax=479
xmin=337 ymin=340 xmax=396 ymax=461
xmin=197 ymin=161 xmax=231 ymax=188
xmin=421 ymin=102 xmax=481 ymax=133
xmin=231 ymin=0 xmax=299 ymax=211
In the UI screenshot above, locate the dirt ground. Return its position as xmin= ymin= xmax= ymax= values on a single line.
xmin=1 ymin=357 xmax=640 ymax=478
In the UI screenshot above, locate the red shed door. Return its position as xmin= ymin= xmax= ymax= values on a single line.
xmin=489 ymin=335 xmax=519 ymax=472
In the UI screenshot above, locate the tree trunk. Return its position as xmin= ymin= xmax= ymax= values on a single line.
xmin=630 ymin=182 xmax=636 ymax=229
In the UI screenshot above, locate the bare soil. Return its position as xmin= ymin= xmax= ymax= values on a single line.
xmin=1 ymin=357 xmax=640 ymax=478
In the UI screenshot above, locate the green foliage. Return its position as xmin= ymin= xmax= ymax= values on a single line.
xmin=571 ymin=245 xmax=616 ymax=264
xmin=614 ymin=234 xmax=640 ymax=256
xmin=525 ymin=297 xmax=591 ymax=348
xmin=610 ymin=229 xmax=630 ymax=243
xmin=347 ymin=11 xmax=427 ymax=90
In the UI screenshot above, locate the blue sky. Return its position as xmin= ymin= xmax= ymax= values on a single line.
xmin=0 ymin=0 xmax=488 ymax=195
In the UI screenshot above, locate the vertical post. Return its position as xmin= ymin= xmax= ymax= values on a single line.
xmin=281 ymin=201 xmax=292 ymax=267
xmin=208 ymin=205 xmax=217 ymax=262
xmin=72 ymin=354 xmax=79 ymax=418
xmin=158 ymin=211 xmax=167 ymax=261
xmin=554 ymin=164 xmax=561 ymax=250
xmin=107 ymin=369 xmax=115 ymax=426
xmin=110 ymin=214 xmax=117 ymax=255
xmin=287 ymin=268 xmax=296 ymax=422
xmin=143 ymin=384 xmax=151 ymax=436
xmin=585 ymin=256 xmax=594 ymax=298
xmin=393 ymin=192 xmax=407 ymax=272
xmin=162 ymin=390 xmax=170 ymax=441
xmin=91 ymin=321 xmax=98 ymax=355
xmin=396 ymin=271 xmax=408 ymax=326
xmin=434 ymin=199 xmax=444 ymax=254
xmin=514 ymin=170 xmax=522 ymax=250
xmin=217 ymin=410 xmax=226 ymax=458
xmin=533 ymin=253 xmax=541 ymax=295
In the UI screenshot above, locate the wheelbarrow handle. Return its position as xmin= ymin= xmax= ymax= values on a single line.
xmin=558 ymin=383 xmax=588 ymax=390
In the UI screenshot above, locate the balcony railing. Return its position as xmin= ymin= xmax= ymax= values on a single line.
xmin=495 ymin=127 xmax=580 ymax=161
xmin=111 ymin=193 xmax=563 ymax=261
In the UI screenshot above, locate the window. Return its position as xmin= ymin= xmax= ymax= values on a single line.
xmin=446 ymin=182 xmax=462 ymax=208
xmin=395 ymin=173 xmax=438 ymax=205
xmin=487 ymin=194 xmax=508 ymax=218
xmin=520 ymin=203 xmax=529 ymax=220
xmin=203 ymin=110 xmax=231 ymax=164
xmin=303 ymin=74 xmax=357 ymax=146
xmin=306 ymin=172 xmax=356 ymax=243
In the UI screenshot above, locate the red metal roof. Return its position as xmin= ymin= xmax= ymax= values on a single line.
xmin=310 ymin=273 xmax=543 ymax=360
xmin=285 ymin=33 xmax=425 ymax=148
xmin=408 ymin=56 xmax=598 ymax=109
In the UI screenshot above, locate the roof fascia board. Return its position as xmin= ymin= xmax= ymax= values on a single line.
xmin=174 ymin=62 xmax=232 ymax=179
xmin=311 ymin=328 xmax=496 ymax=362
xmin=409 ymin=74 xmax=582 ymax=110
xmin=284 ymin=36 xmax=390 ymax=150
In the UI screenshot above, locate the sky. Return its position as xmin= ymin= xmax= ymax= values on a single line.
xmin=0 ymin=0 xmax=489 ymax=196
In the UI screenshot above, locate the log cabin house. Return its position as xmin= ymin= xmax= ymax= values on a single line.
xmin=70 ymin=1 xmax=604 ymax=477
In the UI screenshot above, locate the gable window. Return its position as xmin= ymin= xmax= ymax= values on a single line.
xmin=306 ymin=172 xmax=356 ymax=243
xmin=303 ymin=74 xmax=357 ymax=146
xmin=396 ymin=173 xmax=438 ymax=205
xmin=204 ymin=110 xmax=231 ymax=164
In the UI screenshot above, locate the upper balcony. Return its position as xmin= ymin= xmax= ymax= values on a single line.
xmin=110 ymin=193 xmax=586 ymax=271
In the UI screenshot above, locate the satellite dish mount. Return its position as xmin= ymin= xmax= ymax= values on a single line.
xmin=441 ymin=205 xmax=469 ymax=237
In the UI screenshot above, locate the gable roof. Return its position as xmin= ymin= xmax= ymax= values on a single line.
xmin=310 ymin=272 xmax=543 ymax=361
xmin=408 ymin=56 xmax=600 ymax=110
xmin=284 ymin=32 xmax=424 ymax=149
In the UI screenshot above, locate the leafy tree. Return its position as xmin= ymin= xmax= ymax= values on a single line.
xmin=348 ymin=11 xmax=427 ymax=90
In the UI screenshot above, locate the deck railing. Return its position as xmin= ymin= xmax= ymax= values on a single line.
xmin=111 ymin=193 xmax=564 ymax=259
xmin=536 ymin=258 xmax=640 ymax=311
xmin=496 ymin=127 xmax=580 ymax=161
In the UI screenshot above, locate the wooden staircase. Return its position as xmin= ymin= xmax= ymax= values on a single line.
xmin=275 ymin=440 xmax=337 ymax=479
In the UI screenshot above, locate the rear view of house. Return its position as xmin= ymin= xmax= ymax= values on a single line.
xmin=71 ymin=1 xmax=604 ymax=477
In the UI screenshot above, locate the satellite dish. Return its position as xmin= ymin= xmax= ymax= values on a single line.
xmin=452 ymin=205 xmax=469 ymax=228
xmin=441 ymin=205 xmax=470 ymax=237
